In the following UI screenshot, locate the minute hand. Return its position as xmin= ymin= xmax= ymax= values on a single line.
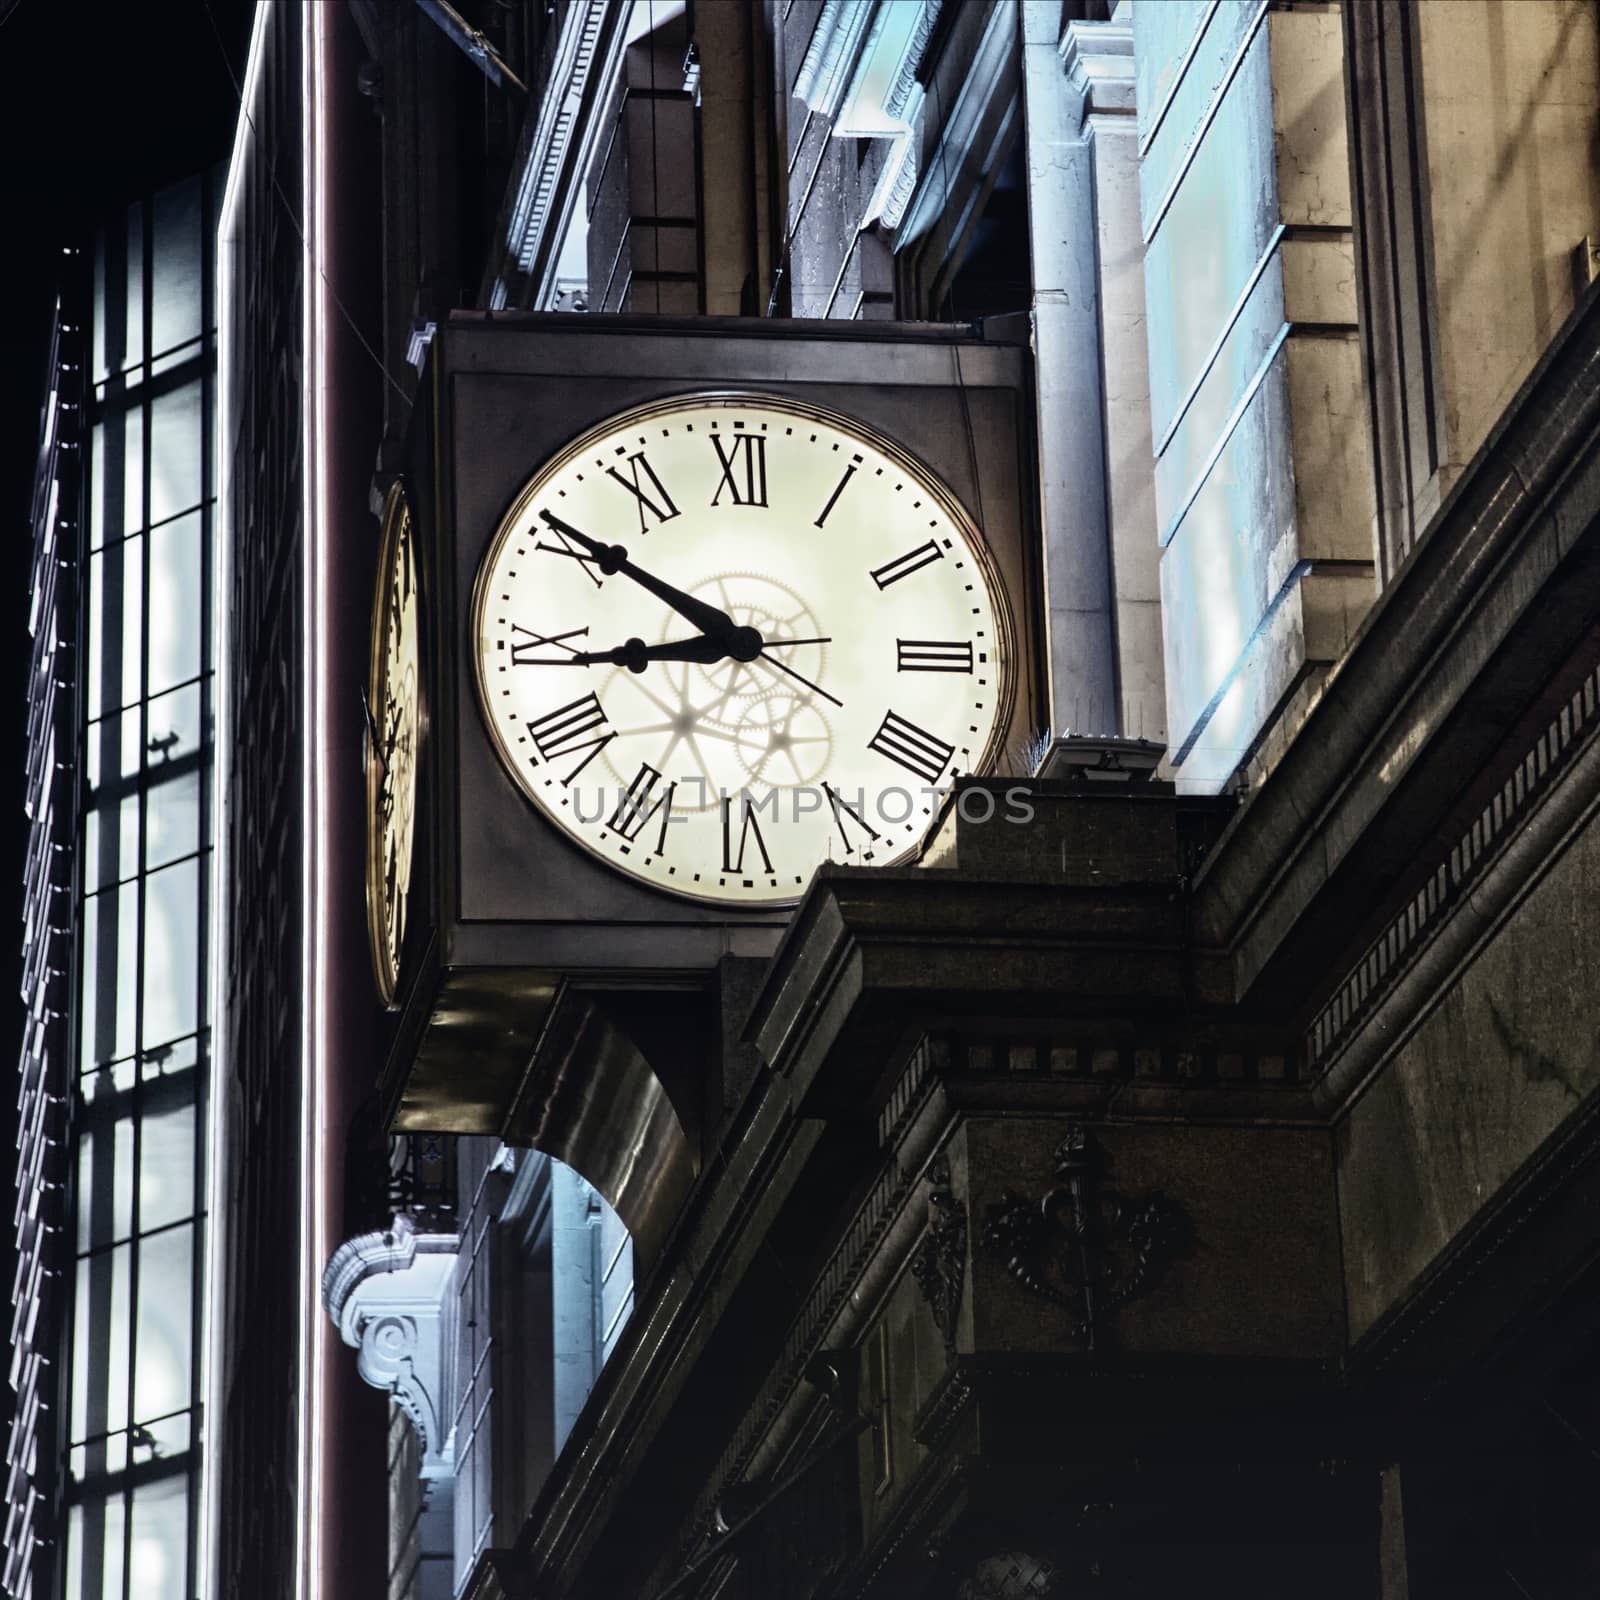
xmin=538 ymin=511 xmax=736 ymax=638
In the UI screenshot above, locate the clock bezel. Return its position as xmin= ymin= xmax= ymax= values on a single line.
xmin=467 ymin=388 xmax=1018 ymax=909
xmin=366 ymin=477 xmax=423 ymax=1003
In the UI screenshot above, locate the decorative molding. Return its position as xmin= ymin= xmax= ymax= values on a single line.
xmin=980 ymin=1122 xmax=1188 ymax=1350
xmin=322 ymin=1213 xmax=459 ymax=1473
xmin=793 ymin=0 xmax=875 ymax=118
xmin=1309 ymin=657 xmax=1600 ymax=1086
xmin=492 ymin=0 xmax=613 ymax=308
xmin=893 ymin=0 xmax=1020 ymax=250
xmin=909 ymin=1154 xmax=967 ymax=1354
xmin=1059 ymin=17 xmax=1135 ymax=129
xmin=911 ymin=1364 xmax=974 ymax=1451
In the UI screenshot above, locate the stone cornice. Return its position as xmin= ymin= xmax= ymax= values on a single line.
xmin=1060 ymin=17 xmax=1135 ymax=127
xmin=484 ymin=0 xmax=625 ymax=309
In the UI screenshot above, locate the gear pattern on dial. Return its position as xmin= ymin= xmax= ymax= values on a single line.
xmin=596 ymin=571 xmax=833 ymax=807
xmin=734 ymin=688 xmax=831 ymax=788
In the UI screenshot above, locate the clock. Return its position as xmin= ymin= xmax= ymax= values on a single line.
xmin=470 ymin=392 xmax=1014 ymax=907
xmin=367 ymin=479 xmax=422 ymax=1002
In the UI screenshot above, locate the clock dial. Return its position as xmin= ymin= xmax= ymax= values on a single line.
xmin=471 ymin=394 xmax=1013 ymax=907
xmin=367 ymin=481 xmax=421 ymax=1001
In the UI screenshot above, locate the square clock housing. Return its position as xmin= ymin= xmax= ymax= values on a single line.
xmin=385 ymin=314 xmax=1041 ymax=1133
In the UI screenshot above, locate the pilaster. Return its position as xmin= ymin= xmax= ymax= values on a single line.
xmin=1132 ymin=0 xmax=1374 ymax=792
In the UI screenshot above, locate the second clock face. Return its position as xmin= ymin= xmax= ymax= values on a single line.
xmin=471 ymin=393 xmax=1013 ymax=906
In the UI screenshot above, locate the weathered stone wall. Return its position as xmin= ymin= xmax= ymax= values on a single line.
xmin=1416 ymin=0 xmax=1600 ymax=500
xmin=1338 ymin=797 xmax=1600 ymax=1342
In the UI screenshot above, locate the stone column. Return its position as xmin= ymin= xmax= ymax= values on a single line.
xmin=1062 ymin=5 xmax=1167 ymax=747
xmin=1020 ymin=0 xmax=1118 ymax=739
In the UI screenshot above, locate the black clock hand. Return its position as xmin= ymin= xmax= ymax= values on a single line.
xmin=565 ymin=634 xmax=836 ymax=671
xmin=570 ymin=635 xmax=733 ymax=671
xmin=755 ymin=650 xmax=843 ymax=709
xmin=537 ymin=511 xmax=749 ymax=645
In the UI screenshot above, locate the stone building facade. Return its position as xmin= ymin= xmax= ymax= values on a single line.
xmin=206 ymin=2 xmax=1600 ymax=1598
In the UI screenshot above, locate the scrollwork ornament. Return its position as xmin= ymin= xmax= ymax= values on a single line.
xmin=980 ymin=1121 xmax=1189 ymax=1350
xmin=909 ymin=1154 xmax=967 ymax=1354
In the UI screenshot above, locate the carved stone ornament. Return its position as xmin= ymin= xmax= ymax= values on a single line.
xmin=909 ymin=1154 xmax=967 ymax=1354
xmin=958 ymin=1551 xmax=1059 ymax=1599
xmin=980 ymin=1121 xmax=1188 ymax=1350
xmin=321 ymin=1213 xmax=459 ymax=1474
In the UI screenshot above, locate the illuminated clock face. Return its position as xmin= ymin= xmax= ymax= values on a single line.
xmin=367 ymin=482 xmax=421 ymax=1001
xmin=471 ymin=393 xmax=1013 ymax=907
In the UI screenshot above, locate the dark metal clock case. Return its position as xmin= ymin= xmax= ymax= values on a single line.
xmin=389 ymin=313 xmax=1042 ymax=1133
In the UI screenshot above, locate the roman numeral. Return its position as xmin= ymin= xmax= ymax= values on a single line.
xmin=896 ymin=639 xmax=973 ymax=673
xmin=535 ymin=513 xmax=604 ymax=588
xmin=607 ymin=764 xmax=675 ymax=853
xmin=867 ymin=709 xmax=954 ymax=785
xmin=870 ymin=541 xmax=944 ymax=590
xmin=525 ymin=693 xmax=615 ymax=784
xmin=721 ymin=793 xmax=774 ymax=876
xmin=510 ymin=623 xmax=589 ymax=665
xmin=606 ymin=451 xmax=680 ymax=532
xmin=823 ymin=783 xmax=881 ymax=859
xmin=710 ymin=432 xmax=768 ymax=508
xmin=814 ymin=460 xmax=859 ymax=528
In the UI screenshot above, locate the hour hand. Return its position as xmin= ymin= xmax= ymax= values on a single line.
xmin=572 ymin=635 xmax=732 ymax=672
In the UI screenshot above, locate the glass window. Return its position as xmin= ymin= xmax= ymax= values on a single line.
xmin=126 ymin=406 xmax=146 ymax=534
xmin=134 ymin=1223 xmax=194 ymax=1423
xmin=122 ymin=533 xmax=145 ymax=711
xmin=65 ymin=1495 xmax=128 ymax=1600
xmin=123 ymin=201 xmax=145 ymax=376
xmin=70 ymin=1242 xmax=131 ymax=1446
xmin=84 ymin=794 xmax=140 ymax=892
xmin=86 ymin=546 xmax=105 ymax=720
xmin=146 ymin=769 xmax=201 ymax=872
xmin=151 ymin=179 xmax=203 ymax=357
xmin=129 ymin=1473 xmax=188 ymax=1595
xmin=75 ymin=1093 xmax=135 ymax=1253
xmin=80 ymin=880 xmax=140 ymax=1070
xmin=138 ymin=1103 xmax=195 ymax=1235
xmin=144 ymin=680 xmax=204 ymax=769
xmin=142 ymin=857 xmax=200 ymax=1048
xmin=148 ymin=380 xmax=203 ymax=526
xmin=142 ymin=1032 xmax=198 ymax=1080
xmin=147 ymin=511 xmax=203 ymax=695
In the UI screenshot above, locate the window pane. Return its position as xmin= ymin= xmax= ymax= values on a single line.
xmin=146 ymin=770 xmax=201 ymax=872
xmin=151 ymin=178 xmax=203 ymax=356
xmin=121 ymin=533 xmax=144 ymax=710
xmin=86 ymin=547 xmax=105 ymax=719
xmin=147 ymin=512 xmax=203 ymax=695
xmin=71 ymin=1241 xmax=131 ymax=1445
xmin=142 ymin=858 xmax=200 ymax=1047
xmin=144 ymin=680 xmax=204 ymax=768
xmin=134 ymin=1223 xmax=194 ymax=1422
xmin=124 ymin=200 xmax=145 ymax=374
xmin=139 ymin=1102 xmax=195 ymax=1235
xmin=85 ymin=794 xmax=140 ymax=891
xmin=122 ymin=406 xmax=145 ymax=539
xmin=80 ymin=881 xmax=139 ymax=1069
xmin=75 ymin=1087 xmax=134 ymax=1252
xmin=130 ymin=1474 xmax=188 ymax=1596
xmin=142 ymin=1032 xmax=198 ymax=1080
xmin=92 ymin=236 xmax=108 ymax=385
xmin=148 ymin=380 xmax=203 ymax=525
xmin=66 ymin=1494 xmax=128 ymax=1600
